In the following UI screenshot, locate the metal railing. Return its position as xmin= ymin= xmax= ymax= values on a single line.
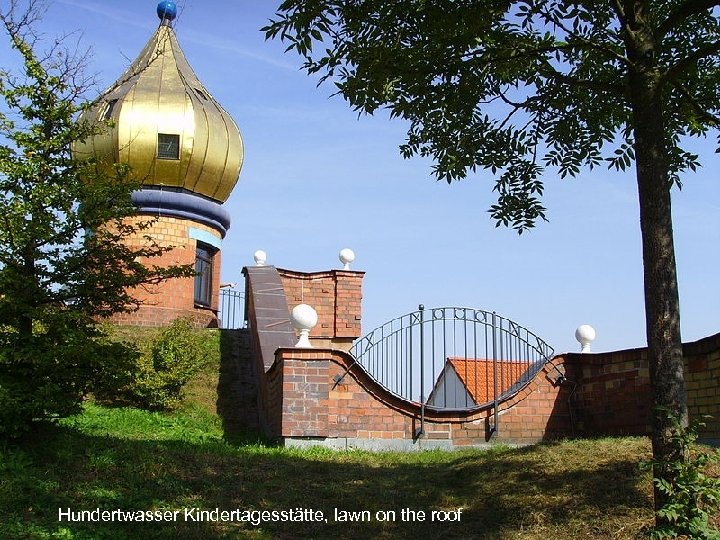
xmin=349 ymin=306 xmax=554 ymax=420
xmin=218 ymin=287 xmax=245 ymax=329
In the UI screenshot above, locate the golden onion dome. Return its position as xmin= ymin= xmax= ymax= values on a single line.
xmin=73 ymin=3 xmax=243 ymax=203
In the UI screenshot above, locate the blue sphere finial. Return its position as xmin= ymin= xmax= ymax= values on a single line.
xmin=157 ymin=1 xmax=177 ymax=22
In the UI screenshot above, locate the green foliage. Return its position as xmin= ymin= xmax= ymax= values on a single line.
xmin=644 ymin=412 xmax=720 ymax=539
xmin=264 ymin=1 xmax=720 ymax=232
xmin=0 ymin=413 xmax=659 ymax=540
xmin=105 ymin=320 xmax=219 ymax=411
xmin=264 ymin=0 xmax=714 ymax=519
xmin=0 ymin=5 xmax=193 ymax=437
xmin=0 ymin=317 xmax=134 ymax=437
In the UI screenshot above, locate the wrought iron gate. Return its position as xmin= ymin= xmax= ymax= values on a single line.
xmin=348 ymin=305 xmax=554 ymax=435
xmin=218 ymin=287 xmax=245 ymax=329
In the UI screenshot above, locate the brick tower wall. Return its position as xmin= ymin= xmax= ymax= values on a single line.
xmin=107 ymin=215 xmax=222 ymax=328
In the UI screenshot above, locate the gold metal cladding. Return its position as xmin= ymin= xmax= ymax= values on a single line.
xmin=73 ymin=24 xmax=243 ymax=203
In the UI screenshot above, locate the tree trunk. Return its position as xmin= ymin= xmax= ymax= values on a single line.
xmin=629 ymin=55 xmax=688 ymax=518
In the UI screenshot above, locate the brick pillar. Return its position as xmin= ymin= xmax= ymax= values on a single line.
xmin=276 ymin=349 xmax=330 ymax=438
xmin=278 ymin=268 xmax=364 ymax=351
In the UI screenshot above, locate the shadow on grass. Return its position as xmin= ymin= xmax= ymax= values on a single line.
xmin=1 ymin=424 xmax=654 ymax=540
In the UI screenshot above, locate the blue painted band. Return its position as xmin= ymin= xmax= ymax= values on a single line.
xmin=131 ymin=188 xmax=231 ymax=237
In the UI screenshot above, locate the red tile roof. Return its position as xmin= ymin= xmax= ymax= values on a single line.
xmin=447 ymin=357 xmax=527 ymax=404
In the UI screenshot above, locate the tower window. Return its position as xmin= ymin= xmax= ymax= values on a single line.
xmin=157 ymin=133 xmax=180 ymax=160
xmin=194 ymin=243 xmax=215 ymax=307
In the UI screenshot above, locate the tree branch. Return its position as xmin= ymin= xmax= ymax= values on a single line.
xmin=0 ymin=0 xmax=47 ymax=46
xmin=610 ymin=0 xmax=626 ymax=26
xmin=542 ymin=69 xmax=625 ymax=95
xmin=670 ymin=80 xmax=720 ymax=127
xmin=463 ymin=44 xmax=626 ymax=95
xmin=663 ymin=40 xmax=720 ymax=84
xmin=496 ymin=91 xmax=525 ymax=130
xmin=657 ymin=0 xmax=720 ymax=39
xmin=534 ymin=3 xmax=631 ymax=67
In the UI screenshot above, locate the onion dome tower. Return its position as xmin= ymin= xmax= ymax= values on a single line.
xmin=73 ymin=1 xmax=243 ymax=327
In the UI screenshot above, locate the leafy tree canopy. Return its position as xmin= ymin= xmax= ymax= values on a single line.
xmin=0 ymin=2 xmax=193 ymax=437
xmin=265 ymin=0 xmax=720 ymax=521
xmin=265 ymin=0 xmax=720 ymax=231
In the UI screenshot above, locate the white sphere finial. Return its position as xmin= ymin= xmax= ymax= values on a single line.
xmin=575 ymin=324 xmax=596 ymax=353
xmin=290 ymin=304 xmax=318 ymax=348
xmin=339 ymin=248 xmax=355 ymax=270
xmin=253 ymin=250 xmax=267 ymax=266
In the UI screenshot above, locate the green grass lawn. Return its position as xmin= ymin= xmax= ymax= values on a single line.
xmin=2 ymin=359 xmax=718 ymax=540
xmin=1 ymin=403 xmax=664 ymax=540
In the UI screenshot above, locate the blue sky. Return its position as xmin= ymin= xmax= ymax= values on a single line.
xmin=4 ymin=0 xmax=719 ymax=353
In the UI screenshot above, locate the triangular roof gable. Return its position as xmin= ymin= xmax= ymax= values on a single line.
xmin=445 ymin=357 xmax=528 ymax=404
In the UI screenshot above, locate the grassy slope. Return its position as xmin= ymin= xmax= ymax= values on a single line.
xmin=1 ymin=348 xmax=717 ymax=540
xmin=1 ymin=403 xmax=658 ymax=540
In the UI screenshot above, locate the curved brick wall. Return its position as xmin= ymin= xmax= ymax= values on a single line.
xmin=261 ymin=340 xmax=720 ymax=448
xmin=244 ymin=264 xmax=720 ymax=447
xmin=265 ymin=347 xmax=572 ymax=447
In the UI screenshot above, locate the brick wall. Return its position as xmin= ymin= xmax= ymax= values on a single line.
xmin=564 ymin=332 xmax=720 ymax=441
xmin=110 ymin=306 xmax=216 ymax=328
xmin=567 ymin=347 xmax=653 ymax=437
xmin=277 ymin=268 xmax=364 ymax=350
xmin=472 ymin=356 xmax=574 ymax=444
xmin=266 ymin=348 xmax=575 ymax=446
xmin=216 ymin=329 xmax=260 ymax=433
xmin=258 ymin=335 xmax=720 ymax=448
xmin=265 ymin=356 xmax=284 ymax=438
xmin=686 ymin=333 xmax=720 ymax=441
xmin=246 ymin=263 xmax=720 ymax=447
xmin=267 ymin=349 xmax=411 ymax=442
xmin=105 ymin=215 xmax=222 ymax=328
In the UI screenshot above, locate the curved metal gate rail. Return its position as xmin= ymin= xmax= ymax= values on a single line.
xmin=348 ymin=306 xmax=554 ymax=436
